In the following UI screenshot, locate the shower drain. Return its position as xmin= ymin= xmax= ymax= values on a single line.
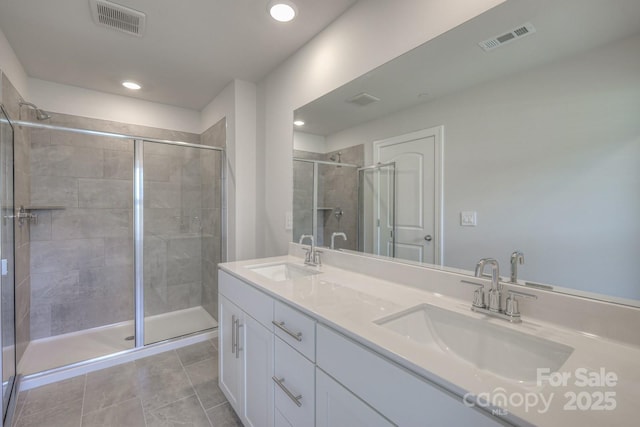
xmin=125 ymin=335 xmax=135 ymax=341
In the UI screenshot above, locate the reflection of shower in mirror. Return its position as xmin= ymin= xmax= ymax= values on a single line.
xmin=329 ymin=152 xmax=342 ymax=164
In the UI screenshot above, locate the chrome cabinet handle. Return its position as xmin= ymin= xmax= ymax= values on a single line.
xmin=234 ymin=318 xmax=241 ymax=359
xmin=231 ymin=315 xmax=237 ymax=355
xmin=272 ymin=320 xmax=302 ymax=342
xmin=272 ymin=376 xmax=302 ymax=407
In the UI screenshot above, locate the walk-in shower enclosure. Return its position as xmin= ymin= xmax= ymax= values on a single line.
xmin=292 ymin=152 xmax=396 ymax=256
xmin=0 ymin=105 xmax=225 ymax=382
xmin=292 ymin=157 xmax=360 ymax=251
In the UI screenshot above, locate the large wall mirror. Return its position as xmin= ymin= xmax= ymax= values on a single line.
xmin=292 ymin=0 xmax=640 ymax=306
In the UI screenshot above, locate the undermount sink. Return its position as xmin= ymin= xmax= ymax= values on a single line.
xmin=247 ymin=262 xmax=322 ymax=282
xmin=375 ymin=303 xmax=573 ymax=383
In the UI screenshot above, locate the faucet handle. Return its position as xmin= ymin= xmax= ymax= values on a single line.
xmin=505 ymin=289 xmax=537 ymax=317
xmin=313 ymin=249 xmax=323 ymax=266
xmin=461 ymin=280 xmax=486 ymax=309
xmin=302 ymin=247 xmax=312 ymax=263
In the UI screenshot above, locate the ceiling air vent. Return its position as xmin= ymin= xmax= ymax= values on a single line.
xmin=346 ymin=92 xmax=381 ymax=106
xmin=479 ymin=22 xmax=536 ymax=52
xmin=89 ymin=0 xmax=146 ymax=37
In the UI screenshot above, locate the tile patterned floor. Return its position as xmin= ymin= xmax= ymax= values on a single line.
xmin=12 ymin=339 xmax=242 ymax=427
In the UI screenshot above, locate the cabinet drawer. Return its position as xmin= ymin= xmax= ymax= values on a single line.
xmin=219 ymin=270 xmax=273 ymax=329
xmin=316 ymin=368 xmax=393 ymax=427
xmin=274 ymin=337 xmax=315 ymax=426
xmin=273 ymin=300 xmax=316 ymax=361
xmin=316 ymin=324 xmax=501 ymax=427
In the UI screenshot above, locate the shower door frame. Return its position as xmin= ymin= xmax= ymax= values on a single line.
xmin=357 ymin=161 xmax=397 ymax=257
xmin=13 ymin=120 xmax=226 ymax=354
xmin=0 ymin=104 xmax=18 ymax=426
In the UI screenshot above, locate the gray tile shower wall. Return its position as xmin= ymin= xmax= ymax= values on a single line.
xmin=28 ymin=112 xmax=223 ymax=340
xmin=2 ymin=73 xmax=31 ymax=365
xmin=321 ymin=145 xmax=363 ymax=251
xmin=29 ymin=122 xmax=136 ymax=339
xmin=292 ymin=150 xmax=323 ymax=244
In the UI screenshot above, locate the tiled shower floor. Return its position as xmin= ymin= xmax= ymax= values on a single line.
xmin=19 ymin=306 xmax=218 ymax=375
xmin=12 ymin=339 xmax=240 ymax=427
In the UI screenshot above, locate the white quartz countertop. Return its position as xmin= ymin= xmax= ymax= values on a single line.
xmin=220 ymin=255 xmax=640 ymax=427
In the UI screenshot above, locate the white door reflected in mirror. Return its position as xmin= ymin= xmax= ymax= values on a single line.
xmin=373 ymin=127 xmax=442 ymax=264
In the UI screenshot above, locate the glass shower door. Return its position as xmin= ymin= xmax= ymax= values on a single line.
xmin=0 ymin=106 xmax=16 ymax=421
xmin=24 ymin=127 xmax=135 ymax=375
xmin=143 ymin=141 xmax=220 ymax=344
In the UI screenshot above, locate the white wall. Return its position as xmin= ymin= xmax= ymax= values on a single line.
xmin=201 ymin=79 xmax=258 ymax=262
xmin=233 ymin=80 xmax=258 ymax=261
xmin=257 ymin=0 xmax=506 ymax=257
xmin=0 ymin=26 xmax=28 ymax=98
xmin=28 ymin=78 xmax=201 ymax=134
xmin=293 ymin=132 xmax=326 ymax=153
xmin=322 ymin=34 xmax=640 ymax=299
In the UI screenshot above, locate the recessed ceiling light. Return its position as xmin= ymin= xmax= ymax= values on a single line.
xmin=122 ymin=81 xmax=141 ymax=90
xmin=268 ymin=1 xmax=297 ymax=22
xmin=294 ymin=120 xmax=305 ymax=127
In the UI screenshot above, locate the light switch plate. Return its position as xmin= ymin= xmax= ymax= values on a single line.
xmin=461 ymin=211 xmax=477 ymax=226
xmin=285 ymin=211 xmax=293 ymax=230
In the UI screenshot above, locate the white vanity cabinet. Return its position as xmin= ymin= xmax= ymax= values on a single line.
xmin=219 ymin=272 xmax=275 ymax=427
xmin=271 ymin=300 xmax=317 ymax=426
xmin=218 ymin=295 xmax=243 ymax=413
xmin=219 ymin=267 xmax=505 ymax=427
xmin=273 ymin=337 xmax=315 ymax=425
xmin=316 ymin=324 xmax=502 ymax=427
xmin=219 ymin=270 xmax=316 ymax=427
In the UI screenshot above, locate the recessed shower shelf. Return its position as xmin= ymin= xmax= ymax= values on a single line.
xmin=24 ymin=206 xmax=66 ymax=210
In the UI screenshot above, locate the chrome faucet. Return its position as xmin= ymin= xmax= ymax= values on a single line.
xmin=466 ymin=257 xmax=537 ymax=323
xmin=475 ymin=258 xmax=501 ymax=312
xmin=299 ymin=234 xmax=322 ymax=266
xmin=510 ymin=251 xmax=525 ymax=283
xmin=330 ymin=232 xmax=347 ymax=250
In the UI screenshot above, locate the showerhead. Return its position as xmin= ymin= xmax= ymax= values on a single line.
xmin=36 ymin=110 xmax=51 ymax=121
xmin=19 ymin=101 xmax=51 ymax=120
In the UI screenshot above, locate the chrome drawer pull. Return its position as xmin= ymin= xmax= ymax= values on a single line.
xmin=272 ymin=376 xmax=302 ymax=407
xmin=272 ymin=320 xmax=303 ymax=342
xmin=235 ymin=318 xmax=241 ymax=359
xmin=231 ymin=315 xmax=237 ymax=355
